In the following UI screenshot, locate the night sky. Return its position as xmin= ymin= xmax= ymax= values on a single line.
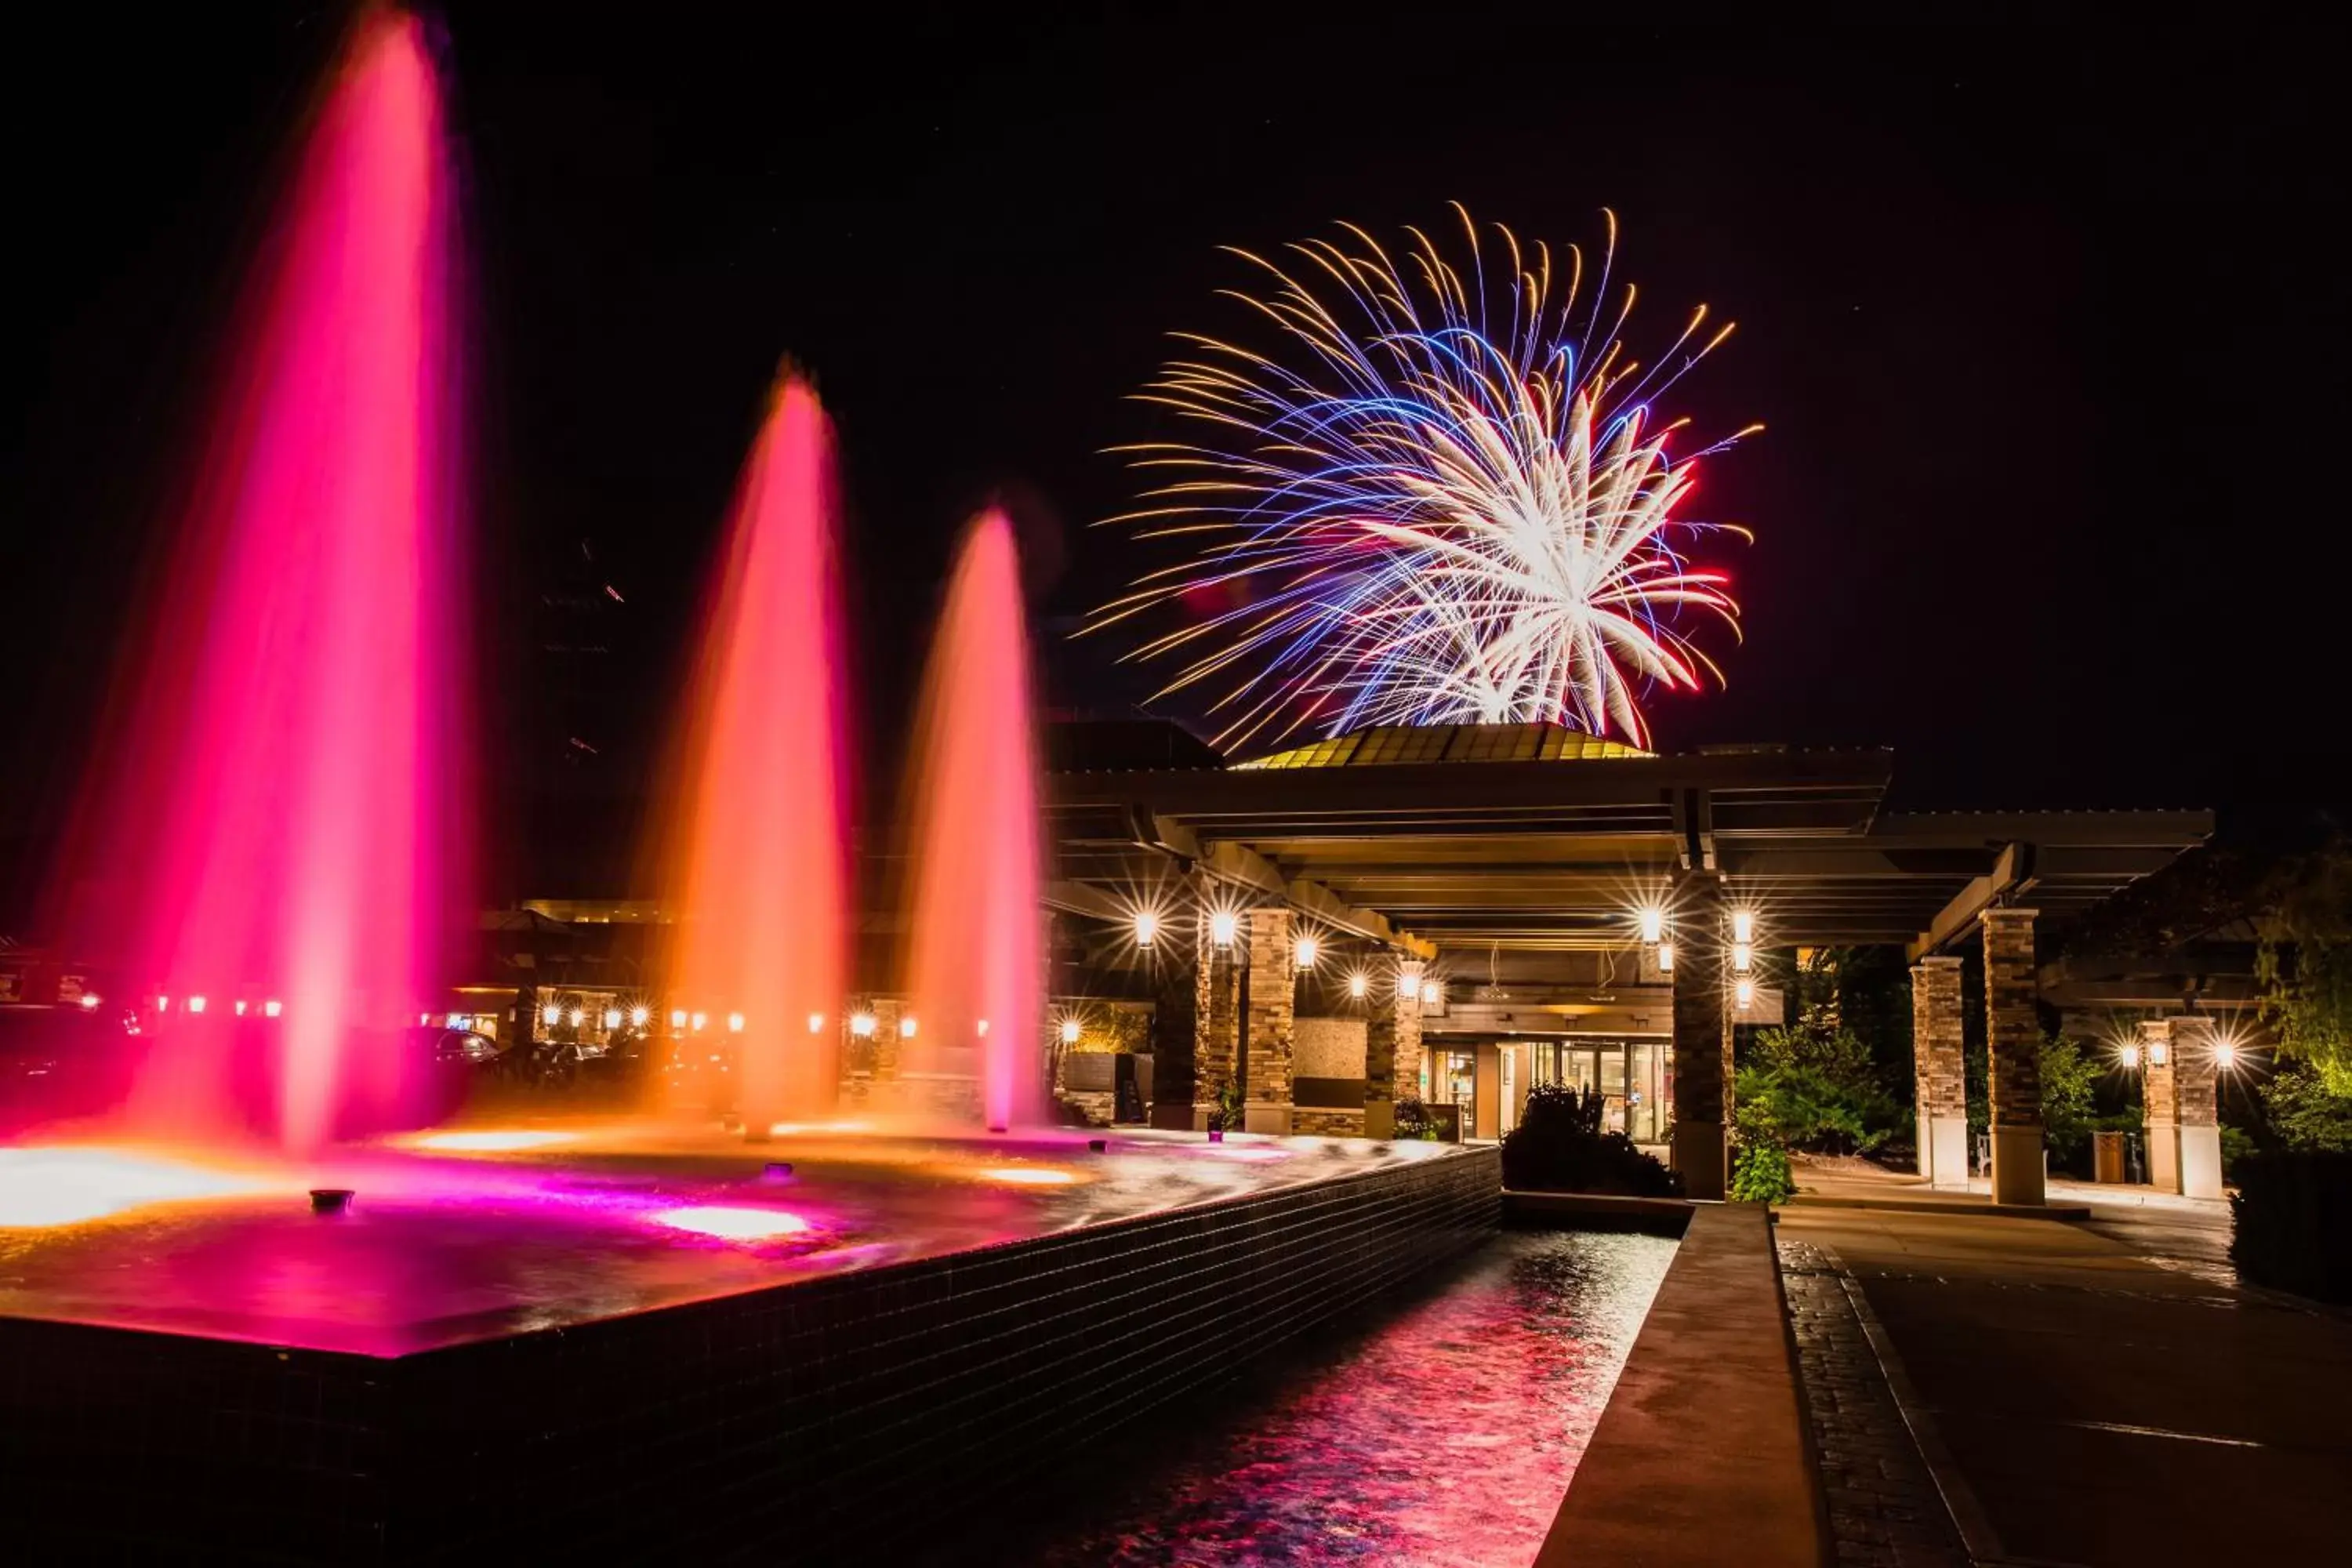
xmin=4 ymin=5 xmax=2343 ymax=911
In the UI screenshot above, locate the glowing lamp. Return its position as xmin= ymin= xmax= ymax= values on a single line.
xmin=728 ymin=1012 xmax=746 ymax=1033
xmin=670 ymin=1008 xmax=688 ymax=1029
xmin=446 ymin=1012 xmax=466 ymax=1029
xmin=1060 ymin=1015 xmax=1081 ymax=1045
xmin=418 ymin=1011 xmax=431 ymax=1025
xmin=78 ymin=993 xmax=100 ymax=1010
xmin=2148 ymin=1041 xmax=2169 ymax=1067
xmin=264 ymin=999 xmax=282 ymax=1018
xmin=186 ymin=996 xmax=207 ymax=1015
xmin=235 ymin=1000 xmax=249 ymax=1017
xmin=1734 ymin=976 xmax=1756 ymax=1008
xmin=603 ymin=1008 xmax=622 ymax=1030
xmin=850 ymin=1011 xmax=877 ymax=1038
xmin=1210 ymin=909 xmax=1239 ymax=948
xmin=2216 ymin=1042 xmax=2239 ymax=1070
xmin=1731 ymin=909 xmax=1756 ymax=944
xmin=542 ymin=1004 xmax=561 ymax=1027
xmin=567 ymin=1007 xmax=584 ymax=1029
xmin=899 ymin=1015 xmax=918 ymax=1040
xmin=1639 ymin=906 xmax=1664 ymax=944
xmin=158 ymin=996 xmax=170 ymax=1013
xmin=1732 ymin=942 xmax=1753 ymax=975
xmin=977 ymin=1018 xmax=991 ymax=1037
xmin=630 ymin=1006 xmax=650 ymax=1028
xmin=1657 ymin=942 xmax=1675 ymax=975
xmin=1133 ymin=910 xmax=1160 ymax=949
xmin=691 ymin=1011 xmax=708 ymax=1033
xmin=1295 ymin=935 xmax=1319 ymax=970
xmin=1348 ymin=971 xmax=1369 ymax=1000
xmin=1420 ymin=978 xmax=1442 ymax=1006
xmin=2119 ymin=1043 xmax=2142 ymax=1069
xmin=808 ymin=1012 xmax=825 ymax=1033
xmin=652 ymin=1204 xmax=809 ymax=1241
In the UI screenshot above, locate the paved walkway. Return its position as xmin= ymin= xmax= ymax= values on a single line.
xmin=1775 ymin=1196 xmax=2352 ymax=1566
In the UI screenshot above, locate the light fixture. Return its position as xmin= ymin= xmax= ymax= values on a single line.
xmin=235 ymin=1000 xmax=249 ymax=1016
xmin=1639 ymin=906 xmax=1664 ymax=945
xmin=691 ymin=1011 xmax=708 ymax=1033
xmin=2119 ymin=1043 xmax=2141 ymax=1069
xmin=1731 ymin=909 xmax=1756 ymax=944
xmin=807 ymin=1012 xmax=825 ymax=1033
xmin=1295 ymin=935 xmax=1319 ymax=970
xmin=1060 ymin=1015 xmax=1081 ymax=1045
xmin=1348 ymin=971 xmax=1369 ymax=1000
xmin=603 ymin=1008 xmax=622 ymax=1030
xmin=568 ymin=1007 xmax=584 ymax=1029
xmin=728 ymin=1012 xmax=746 ymax=1033
xmin=418 ymin=1011 xmax=431 ymax=1025
xmin=78 ymin=993 xmax=100 ymax=1011
xmin=2148 ymin=1041 xmax=2169 ymax=1067
xmin=977 ymin=1018 xmax=991 ymax=1037
xmin=670 ymin=1008 xmax=688 ymax=1029
xmin=1657 ymin=942 xmax=1675 ymax=975
xmin=543 ymin=1004 xmax=561 ymax=1027
xmin=850 ymin=1011 xmax=877 ymax=1038
xmin=187 ymin=996 xmax=207 ymax=1015
xmin=1133 ymin=910 xmax=1160 ymax=949
xmin=157 ymin=996 xmax=171 ymax=1012
xmin=630 ymin=1006 xmax=650 ymax=1028
xmin=899 ymin=1015 xmax=918 ymax=1040
xmin=1210 ymin=909 xmax=1238 ymax=949
xmin=2215 ymin=1041 xmax=2239 ymax=1070
xmin=446 ymin=1012 xmax=466 ymax=1029
xmin=1732 ymin=942 xmax=1753 ymax=975
xmin=263 ymin=999 xmax=282 ymax=1018
xmin=1420 ymin=978 xmax=1442 ymax=1006
xmin=1734 ymin=976 xmax=1756 ymax=1008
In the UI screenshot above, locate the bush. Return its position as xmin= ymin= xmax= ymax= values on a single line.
xmin=2230 ymin=1150 xmax=2352 ymax=1303
xmin=2263 ymin=1062 xmax=2352 ymax=1152
xmin=1206 ymin=1078 xmax=1245 ymax=1133
xmin=1390 ymin=1096 xmax=1442 ymax=1142
xmin=1732 ymin=1141 xmax=1797 ymax=1204
xmin=1738 ymin=1019 xmax=1907 ymax=1158
xmin=2038 ymin=1035 xmax=2102 ymax=1170
xmin=1502 ymin=1083 xmax=1682 ymax=1196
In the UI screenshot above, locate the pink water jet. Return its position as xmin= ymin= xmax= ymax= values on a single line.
xmin=660 ymin=375 xmax=848 ymax=1123
xmin=64 ymin=12 xmax=467 ymax=1154
xmin=903 ymin=511 xmax=1045 ymax=1131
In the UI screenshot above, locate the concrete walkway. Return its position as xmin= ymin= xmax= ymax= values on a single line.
xmin=1776 ymin=1197 xmax=2352 ymax=1566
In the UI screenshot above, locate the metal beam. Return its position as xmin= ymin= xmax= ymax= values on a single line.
xmin=1910 ymin=840 xmax=2036 ymax=960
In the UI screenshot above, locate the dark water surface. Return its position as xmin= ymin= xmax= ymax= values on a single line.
xmin=987 ymin=1228 xmax=1677 ymax=1568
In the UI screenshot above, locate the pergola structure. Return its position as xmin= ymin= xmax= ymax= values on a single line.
xmin=1045 ymin=721 xmax=2213 ymax=1203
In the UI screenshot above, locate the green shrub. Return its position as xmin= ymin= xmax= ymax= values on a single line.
xmin=1207 ymin=1078 xmax=1246 ymax=1133
xmin=2263 ymin=1062 xmax=2352 ymax=1152
xmin=1501 ymin=1083 xmax=1682 ymax=1196
xmin=1732 ymin=1141 xmax=1797 ymax=1204
xmin=1390 ymin=1096 xmax=1442 ymax=1142
xmin=2231 ymin=1151 xmax=2352 ymax=1303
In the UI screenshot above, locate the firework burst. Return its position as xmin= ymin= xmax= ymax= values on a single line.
xmin=1088 ymin=206 xmax=1757 ymax=752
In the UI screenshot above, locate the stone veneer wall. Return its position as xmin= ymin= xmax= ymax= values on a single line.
xmin=1245 ymin=908 xmax=1297 ymax=1111
xmin=1981 ymin=908 xmax=2042 ymax=1129
xmin=2171 ymin=1015 xmax=2219 ymax=1127
xmin=0 ymin=1148 xmax=1502 ymax=1563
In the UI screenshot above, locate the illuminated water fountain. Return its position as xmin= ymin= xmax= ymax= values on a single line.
xmin=64 ymin=10 xmax=466 ymax=1155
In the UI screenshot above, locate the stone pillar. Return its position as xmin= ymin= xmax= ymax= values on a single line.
xmin=1671 ymin=877 xmax=1730 ymax=1200
xmin=1147 ymin=902 xmax=1202 ymax=1131
xmin=1244 ymin=908 xmax=1296 ymax=1134
xmin=2140 ymin=1018 xmax=2177 ymax=1192
xmin=1910 ymin=956 xmax=1968 ymax=1189
xmin=871 ymin=997 xmax=902 ymax=1083
xmin=1363 ymin=957 xmax=1425 ymax=1140
xmin=2158 ymin=1015 xmax=2224 ymax=1199
xmin=1191 ymin=913 xmax=1243 ymax=1129
xmin=1982 ymin=906 xmax=2045 ymax=1206
xmin=1396 ymin=959 xmax=1427 ymax=1102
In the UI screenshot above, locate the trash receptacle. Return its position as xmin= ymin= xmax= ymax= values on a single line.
xmin=2092 ymin=1129 xmax=2126 ymax=1184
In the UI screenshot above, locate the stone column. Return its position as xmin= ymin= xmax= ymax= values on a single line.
xmin=2161 ymin=1015 xmax=2224 ymax=1199
xmin=1363 ymin=957 xmax=1425 ymax=1140
xmin=1191 ymin=913 xmax=1243 ymax=1130
xmin=871 ymin=997 xmax=902 ymax=1083
xmin=2139 ymin=1018 xmax=2177 ymax=1191
xmin=1671 ymin=877 xmax=1730 ymax=1200
xmin=1396 ymin=959 xmax=1427 ymax=1102
xmin=1146 ymin=903 xmax=1202 ymax=1131
xmin=1244 ymin=907 xmax=1296 ymax=1134
xmin=1910 ymin=956 xmax=1968 ymax=1189
xmin=1982 ymin=906 xmax=2045 ymax=1206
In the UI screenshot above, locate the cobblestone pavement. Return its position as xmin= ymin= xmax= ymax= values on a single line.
xmin=1778 ymin=1239 xmax=1971 ymax=1568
